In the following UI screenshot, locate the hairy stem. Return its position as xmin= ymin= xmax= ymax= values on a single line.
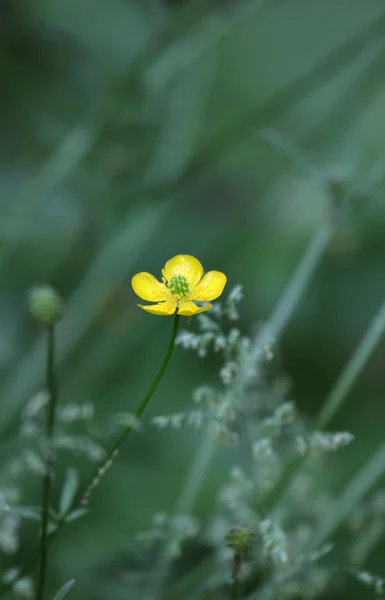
xmin=36 ymin=326 xmax=58 ymax=600
xmin=230 ymin=576 xmax=240 ymax=600
xmin=78 ymin=313 xmax=180 ymax=504
xmin=230 ymin=553 xmax=242 ymax=600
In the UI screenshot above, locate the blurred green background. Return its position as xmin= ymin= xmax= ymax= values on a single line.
xmin=2 ymin=0 xmax=385 ymax=598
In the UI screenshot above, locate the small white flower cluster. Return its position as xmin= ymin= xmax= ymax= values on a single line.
xmin=58 ymin=402 xmax=95 ymax=423
xmin=217 ymin=467 xmax=255 ymax=523
xmin=16 ymin=395 xmax=114 ymax=484
xmin=350 ymin=569 xmax=385 ymax=596
xmin=195 ymin=386 xmax=239 ymax=444
xmin=6 ymin=449 xmax=46 ymax=478
xmin=176 ymin=286 xmax=248 ymax=363
xmin=12 ymin=576 xmax=34 ymax=599
xmin=152 ymin=413 xmax=186 ymax=430
xmin=258 ymin=518 xmax=289 ymax=565
xmin=152 ymin=381 xmax=240 ymax=444
xmin=0 ymin=490 xmax=27 ymax=558
xmin=1 ymin=568 xmax=34 ymax=599
xmin=225 ymin=285 xmax=244 ymax=320
xmin=152 ymin=408 xmax=238 ymax=445
xmin=250 ymin=402 xmax=298 ymax=462
xmin=0 ymin=513 xmax=19 ymax=555
xmin=19 ymin=392 xmax=48 ymax=438
xmin=54 ymin=434 xmax=106 ymax=462
xmin=176 ymin=330 xmax=215 ymax=358
xmin=295 ymin=431 xmax=354 ymax=457
xmin=252 ymin=438 xmax=274 ymax=459
xmin=208 ymin=421 xmax=238 ymax=445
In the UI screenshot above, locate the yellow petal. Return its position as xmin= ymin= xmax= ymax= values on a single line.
xmin=191 ymin=271 xmax=227 ymax=301
xmin=177 ymin=301 xmax=213 ymax=316
xmin=138 ymin=300 xmax=177 ymax=315
xmin=132 ymin=272 xmax=170 ymax=302
xmin=163 ymin=255 xmax=203 ymax=288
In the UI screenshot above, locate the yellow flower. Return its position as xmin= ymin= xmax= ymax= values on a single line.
xmin=132 ymin=255 xmax=227 ymax=316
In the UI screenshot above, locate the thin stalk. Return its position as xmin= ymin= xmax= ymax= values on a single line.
xmin=229 ymin=553 xmax=242 ymax=600
xmin=77 ymin=313 xmax=180 ymax=504
xmin=230 ymin=576 xmax=240 ymax=600
xmin=314 ymin=297 xmax=385 ymax=430
xmin=308 ymin=440 xmax=385 ymax=551
xmin=256 ymin=221 xmax=334 ymax=348
xmin=36 ymin=326 xmax=58 ymax=600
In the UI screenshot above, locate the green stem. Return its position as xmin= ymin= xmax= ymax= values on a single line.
xmin=230 ymin=553 xmax=241 ymax=600
xmin=314 ymin=297 xmax=385 ymax=430
xmin=36 ymin=326 xmax=58 ymax=600
xmin=149 ymin=221 xmax=335 ymax=598
xmin=230 ymin=577 xmax=240 ymax=600
xmin=230 ymin=580 xmax=239 ymax=600
xmin=75 ymin=312 xmax=180 ymax=505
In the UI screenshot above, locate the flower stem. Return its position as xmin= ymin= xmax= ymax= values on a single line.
xmin=36 ymin=326 xmax=58 ymax=600
xmin=230 ymin=578 xmax=240 ymax=600
xmin=78 ymin=312 xmax=180 ymax=504
xmin=230 ymin=553 xmax=241 ymax=600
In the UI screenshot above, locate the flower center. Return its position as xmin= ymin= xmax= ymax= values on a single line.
xmin=168 ymin=274 xmax=190 ymax=298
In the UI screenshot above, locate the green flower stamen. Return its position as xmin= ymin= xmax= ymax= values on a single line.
xmin=168 ymin=275 xmax=190 ymax=297
xmin=225 ymin=526 xmax=255 ymax=556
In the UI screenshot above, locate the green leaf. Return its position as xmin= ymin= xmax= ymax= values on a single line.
xmin=64 ymin=508 xmax=89 ymax=523
xmin=11 ymin=506 xmax=41 ymax=520
xmin=48 ymin=522 xmax=58 ymax=535
xmin=52 ymin=579 xmax=75 ymax=600
xmin=59 ymin=468 xmax=79 ymax=516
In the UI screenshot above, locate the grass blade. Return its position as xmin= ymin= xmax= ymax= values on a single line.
xmin=52 ymin=579 xmax=76 ymax=600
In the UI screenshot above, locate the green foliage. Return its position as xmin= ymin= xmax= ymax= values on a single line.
xmin=1 ymin=0 xmax=385 ymax=599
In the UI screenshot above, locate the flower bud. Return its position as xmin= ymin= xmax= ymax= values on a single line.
xmin=225 ymin=525 xmax=255 ymax=556
xmin=28 ymin=285 xmax=64 ymax=326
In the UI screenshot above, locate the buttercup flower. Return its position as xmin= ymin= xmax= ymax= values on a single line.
xmin=132 ymin=255 xmax=227 ymax=316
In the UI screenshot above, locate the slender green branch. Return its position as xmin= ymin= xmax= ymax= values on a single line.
xmin=315 ymin=298 xmax=385 ymax=429
xmin=260 ymin=221 xmax=334 ymax=345
xmin=36 ymin=326 xmax=58 ymax=600
xmin=77 ymin=313 xmax=180 ymax=504
xmin=230 ymin=553 xmax=242 ymax=600
xmin=309 ymin=440 xmax=385 ymax=551
xmin=230 ymin=576 xmax=240 ymax=600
